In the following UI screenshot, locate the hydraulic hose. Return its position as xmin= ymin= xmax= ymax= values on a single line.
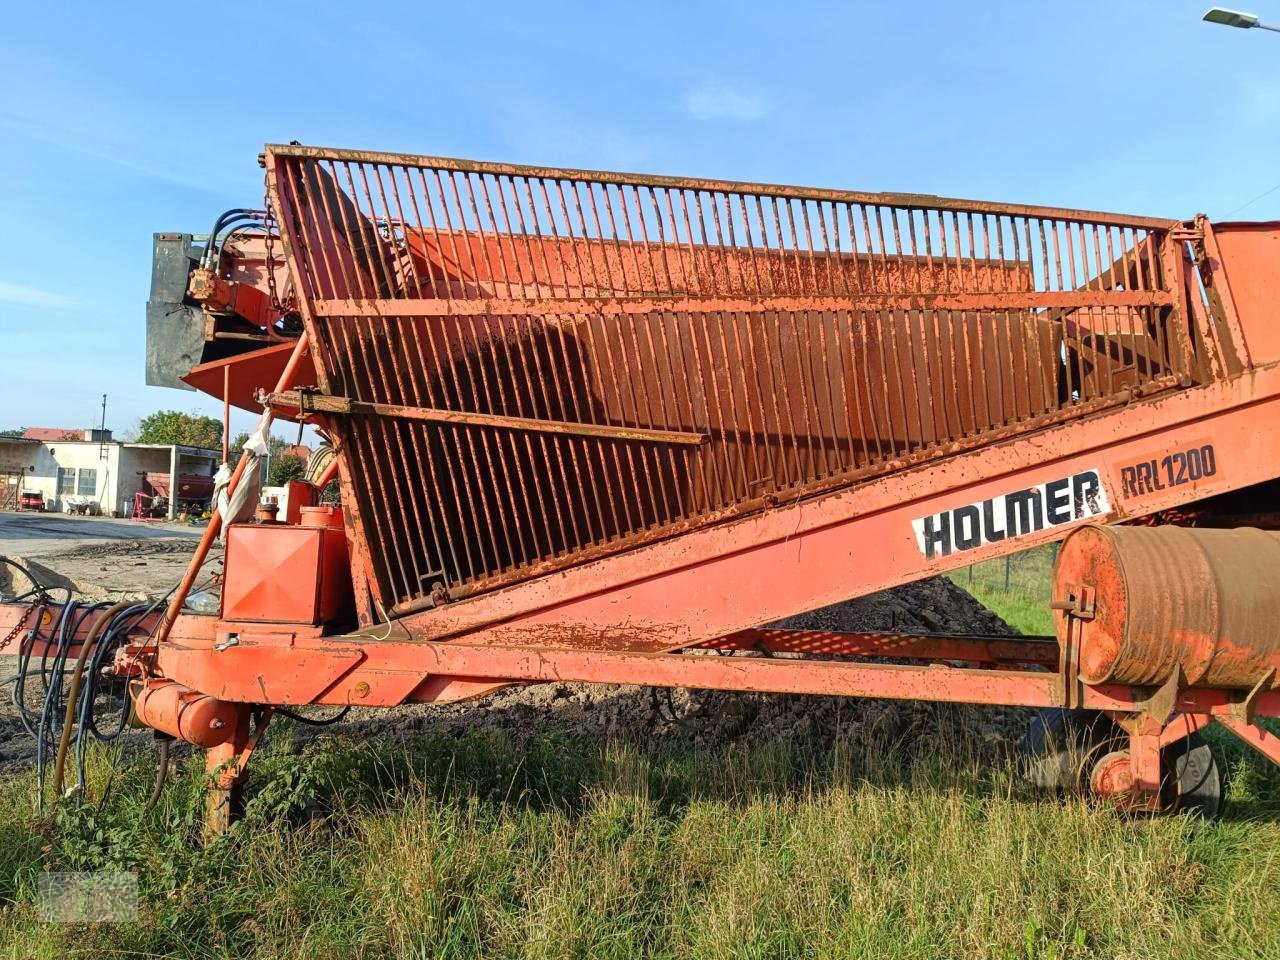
xmin=144 ymin=737 xmax=171 ymax=811
xmin=52 ymin=600 xmax=131 ymax=797
xmin=201 ymin=209 xmax=262 ymax=268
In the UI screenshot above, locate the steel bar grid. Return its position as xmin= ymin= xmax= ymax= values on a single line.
xmin=265 ymin=144 xmax=1216 ymax=613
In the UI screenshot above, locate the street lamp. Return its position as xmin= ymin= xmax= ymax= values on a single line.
xmin=1203 ymin=7 xmax=1280 ymax=31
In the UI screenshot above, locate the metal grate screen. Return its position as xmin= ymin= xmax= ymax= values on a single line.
xmin=267 ymin=144 xmax=1204 ymax=613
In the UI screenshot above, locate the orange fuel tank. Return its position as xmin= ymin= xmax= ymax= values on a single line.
xmin=1054 ymin=525 xmax=1280 ymax=690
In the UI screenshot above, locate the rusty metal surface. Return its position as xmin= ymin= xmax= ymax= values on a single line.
xmin=1054 ymin=524 xmax=1280 ymax=689
xmin=264 ymin=143 xmax=1223 ymax=614
xmin=699 ymin=628 xmax=1059 ymax=664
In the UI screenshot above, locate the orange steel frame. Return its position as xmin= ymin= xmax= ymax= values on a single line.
xmin=112 ymin=367 xmax=1278 ymax=704
xmin=8 ymin=146 xmax=1280 ymax=819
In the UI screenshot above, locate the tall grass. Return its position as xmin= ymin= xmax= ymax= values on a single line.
xmin=4 ymin=717 xmax=1280 ymax=960
xmin=949 ymin=547 xmax=1057 ymax=635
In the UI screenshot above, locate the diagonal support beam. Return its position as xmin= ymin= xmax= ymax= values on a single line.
xmin=263 ymin=389 xmax=707 ymax=446
xmin=1215 ymin=714 xmax=1280 ymax=766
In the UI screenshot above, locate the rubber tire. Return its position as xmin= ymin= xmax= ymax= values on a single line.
xmin=1161 ymin=731 xmax=1222 ymax=820
xmin=1022 ymin=709 xmax=1122 ymax=792
xmin=1025 ymin=711 xmax=1223 ymax=819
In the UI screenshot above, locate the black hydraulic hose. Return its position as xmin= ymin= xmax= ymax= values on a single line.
xmin=53 ymin=601 xmax=131 ymax=796
xmin=218 ymin=224 xmax=266 ymax=265
xmin=11 ymin=599 xmax=53 ymax=736
xmin=79 ymin=602 xmax=150 ymax=731
xmin=203 ymin=218 xmax=256 ymax=271
xmin=75 ymin=603 xmax=153 ymax=790
xmin=73 ymin=587 xmax=183 ymax=794
xmin=203 ymin=208 xmax=257 ymax=253
xmin=218 ymin=222 xmax=265 ymax=248
xmin=202 ymin=209 xmax=266 ymax=269
xmin=0 ymin=556 xmax=47 ymax=599
xmin=35 ymin=600 xmax=81 ymax=808
xmin=3 ymin=568 xmax=209 ymax=799
xmin=37 ymin=603 xmax=102 ymax=788
xmin=36 ymin=600 xmax=71 ymax=690
xmin=276 ymin=705 xmax=352 ymax=726
xmin=37 ymin=597 xmax=93 ymax=692
xmin=144 ymin=737 xmax=171 ymax=812
xmin=31 ymin=599 xmax=76 ymax=723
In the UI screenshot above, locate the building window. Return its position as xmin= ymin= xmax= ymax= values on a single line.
xmin=77 ymin=468 xmax=98 ymax=496
xmin=57 ymin=467 xmax=75 ymax=495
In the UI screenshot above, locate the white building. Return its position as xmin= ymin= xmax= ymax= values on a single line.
xmin=0 ymin=428 xmax=218 ymax=518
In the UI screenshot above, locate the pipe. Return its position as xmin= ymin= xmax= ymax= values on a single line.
xmin=151 ymin=332 xmax=311 ymax=651
xmin=222 ymin=365 xmax=230 ymax=463
xmin=313 ymin=454 xmax=340 ymax=491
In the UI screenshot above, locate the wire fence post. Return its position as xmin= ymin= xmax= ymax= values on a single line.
xmin=1004 ymin=555 xmax=1011 ymax=592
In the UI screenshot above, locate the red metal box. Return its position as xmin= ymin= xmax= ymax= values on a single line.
xmin=222 ymin=521 xmax=352 ymax=624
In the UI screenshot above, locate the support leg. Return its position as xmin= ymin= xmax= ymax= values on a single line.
xmin=203 ymin=707 xmax=272 ymax=839
xmin=204 ymin=712 xmax=250 ymax=839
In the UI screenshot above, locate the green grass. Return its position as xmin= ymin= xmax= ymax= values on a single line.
xmin=0 ymin=545 xmax=1269 ymax=957
xmin=948 ymin=546 xmax=1058 ymax=635
xmin=4 ymin=720 xmax=1280 ymax=960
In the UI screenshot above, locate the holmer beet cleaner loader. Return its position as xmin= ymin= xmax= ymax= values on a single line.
xmin=8 ymin=143 xmax=1280 ymax=831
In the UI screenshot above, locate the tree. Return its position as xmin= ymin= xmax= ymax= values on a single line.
xmin=0 ymin=428 xmax=24 ymax=438
xmin=267 ymin=453 xmax=306 ymax=487
xmin=133 ymin=410 xmax=223 ymax=450
xmin=226 ymin=430 xmax=309 ymax=487
xmin=229 ymin=432 xmax=296 ymax=464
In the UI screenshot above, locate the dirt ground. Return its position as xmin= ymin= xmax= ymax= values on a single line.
xmin=0 ymin=539 xmax=222 ymax=603
xmin=0 ymin=513 xmax=211 ymax=602
xmin=0 ymin=523 xmax=1025 ymax=771
xmin=331 ymin=576 xmax=1023 ymax=752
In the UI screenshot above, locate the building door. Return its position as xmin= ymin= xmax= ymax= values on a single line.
xmin=0 ymin=472 xmax=20 ymax=510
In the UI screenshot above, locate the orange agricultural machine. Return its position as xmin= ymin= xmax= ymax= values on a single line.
xmin=8 ymin=142 xmax=1280 ymax=829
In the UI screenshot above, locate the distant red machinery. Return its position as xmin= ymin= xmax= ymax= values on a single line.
xmin=9 ymin=143 xmax=1280 ymax=831
xmin=131 ymin=472 xmax=216 ymax=521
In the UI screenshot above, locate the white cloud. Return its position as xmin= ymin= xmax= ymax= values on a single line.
xmin=684 ymin=83 xmax=769 ymax=122
xmin=0 ymin=280 xmax=82 ymax=311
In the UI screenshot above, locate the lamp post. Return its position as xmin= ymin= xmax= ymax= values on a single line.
xmin=1203 ymin=7 xmax=1280 ymax=31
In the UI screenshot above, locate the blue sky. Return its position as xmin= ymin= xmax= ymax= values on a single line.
xmin=3 ymin=0 xmax=1279 ymax=439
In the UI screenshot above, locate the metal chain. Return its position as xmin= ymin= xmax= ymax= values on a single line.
xmin=0 ymin=599 xmax=41 ymax=653
xmin=261 ymin=193 xmax=295 ymax=315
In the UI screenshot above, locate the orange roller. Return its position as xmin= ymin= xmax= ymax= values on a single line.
xmin=1054 ymin=525 xmax=1280 ymax=689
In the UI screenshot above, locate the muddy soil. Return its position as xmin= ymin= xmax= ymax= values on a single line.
xmin=313 ymin=576 xmax=1028 ymax=761
xmin=0 ymin=536 xmax=1029 ymax=772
